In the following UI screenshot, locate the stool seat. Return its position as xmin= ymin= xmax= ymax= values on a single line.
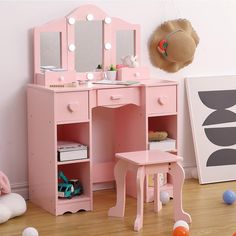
xmin=108 ymin=149 xmax=191 ymax=231
xmin=116 ymin=149 xmax=182 ymax=165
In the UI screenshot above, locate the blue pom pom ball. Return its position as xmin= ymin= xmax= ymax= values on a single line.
xmin=223 ymin=190 xmax=236 ymax=205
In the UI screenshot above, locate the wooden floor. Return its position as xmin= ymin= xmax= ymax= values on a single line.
xmin=1 ymin=179 xmax=236 ymax=236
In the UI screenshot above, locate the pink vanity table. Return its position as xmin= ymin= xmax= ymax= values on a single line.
xmin=27 ymin=5 xmax=178 ymax=216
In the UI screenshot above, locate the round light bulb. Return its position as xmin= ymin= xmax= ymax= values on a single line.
xmin=105 ymin=43 xmax=112 ymax=50
xmin=87 ymin=73 xmax=94 ymax=80
xmin=104 ymin=17 xmax=112 ymax=24
xmin=68 ymin=44 xmax=76 ymax=52
xmin=86 ymin=14 xmax=94 ymax=21
xmin=68 ymin=17 xmax=75 ymax=25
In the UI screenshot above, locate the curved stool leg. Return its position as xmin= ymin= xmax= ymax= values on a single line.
xmin=108 ymin=160 xmax=128 ymax=217
xmin=169 ymin=162 xmax=192 ymax=223
xmin=154 ymin=173 xmax=162 ymax=213
xmin=134 ymin=166 xmax=145 ymax=231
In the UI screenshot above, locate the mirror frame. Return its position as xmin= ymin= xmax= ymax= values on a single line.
xmin=33 ymin=5 xmax=141 ymax=82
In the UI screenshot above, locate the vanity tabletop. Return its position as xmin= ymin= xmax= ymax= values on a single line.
xmin=27 ymin=79 xmax=178 ymax=93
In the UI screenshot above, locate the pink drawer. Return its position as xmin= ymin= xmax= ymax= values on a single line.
xmin=147 ymin=86 xmax=177 ymax=114
xmin=55 ymin=92 xmax=89 ymax=122
xmin=117 ymin=67 xmax=149 ymax=81
xmin=97 ymin=88 xmax=140 ymax=106
xmin=36 ymin=71 xmax=76 ymax=86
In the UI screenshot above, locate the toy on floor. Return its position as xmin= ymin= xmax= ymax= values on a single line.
xmin=172 ymin=226 xmax=189 ymax=236
xmin=173 ymin=220 xmax=189 ymax=231
xmin=223 ymin=190 xmax=236 ymax=205
xmin=0 ymin=171 xmax=27 ymax=224
xmin=22 ymin=227 xmax=39 ymax=236
xmin=0 ymin=171 xmax=11 ymax=195
xmin=160 ymin=191 xmax=170 ymax=205
xmin=173 ymin=220 xmax=189 ymax=236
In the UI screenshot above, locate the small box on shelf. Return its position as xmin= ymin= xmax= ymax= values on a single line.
xmin=57 ymin=141 xmax=88 ymax=162
xmin=117 ymin=67 xmax=149 ymax=81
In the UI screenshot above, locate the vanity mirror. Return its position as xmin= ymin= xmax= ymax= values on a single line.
xmin=33 ymin=4 xmax=143 ymax=84
xmin=116 ymin=30 xmax=135 ymax=65
xmin=74 ymin=20 xmax=103 ymax=72
xmin=40 ymin=32 xmax=61 ymax=68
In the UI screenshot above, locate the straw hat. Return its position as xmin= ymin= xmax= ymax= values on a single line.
xmin=148 ymin=19 xmax=199 ymax=73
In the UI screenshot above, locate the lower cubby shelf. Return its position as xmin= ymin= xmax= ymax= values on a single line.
xmin=57 ymin=161 xmax=92 ymax=215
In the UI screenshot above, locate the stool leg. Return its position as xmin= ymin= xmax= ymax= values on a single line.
xmin=108 ymin=160 xmax=128 ymax=217
xmin=154 ymin=173 xmax=162 ymax=213
xmin=134 ymin=166 xmax=145 ymax=231
xmin=169 ymin=162 xmax=192 ymax=223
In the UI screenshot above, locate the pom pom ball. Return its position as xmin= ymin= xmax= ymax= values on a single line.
xmin=173 ymin=220 xmax=189 ymax=231
xmin=160 ymin=191 xmax=170 ymax=205
xmin=223 ymin=190 xmax=236 ymax=205
xmin=172 ymin=226 xmax=189 ymax=236
xmin=22 ymin=227 xmax=39 ymax=236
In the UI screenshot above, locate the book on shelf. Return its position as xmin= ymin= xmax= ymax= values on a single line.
xmin=57 ymin=141 xmax=88 ymax=162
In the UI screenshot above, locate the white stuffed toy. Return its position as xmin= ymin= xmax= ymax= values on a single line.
xmin=121 ymin=55 xmax=139 ymax=68
xmin=0 ymin=171 xmax=27 ymax=224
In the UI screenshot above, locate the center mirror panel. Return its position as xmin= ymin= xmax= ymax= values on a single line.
xmin=75 ymin=20 xmax=103 ymax=72
xmin=116 ymin=30 xmax=135 ymax=64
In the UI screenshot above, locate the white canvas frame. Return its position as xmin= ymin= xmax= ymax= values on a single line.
xmin=186 ymin=76 xmax=236 ymax=184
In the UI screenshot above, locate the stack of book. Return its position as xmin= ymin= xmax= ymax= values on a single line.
xmin=57 ymin=141 xmax=88 ymax=162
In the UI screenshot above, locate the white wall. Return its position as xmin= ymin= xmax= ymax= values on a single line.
xmin=1 ymin=0 xmax=236 ymax=196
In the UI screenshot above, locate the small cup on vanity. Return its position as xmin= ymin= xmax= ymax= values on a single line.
xmin=106 ymin=64 xmax=117 ymax=80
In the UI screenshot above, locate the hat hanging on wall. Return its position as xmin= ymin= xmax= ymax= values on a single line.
xmin=148 ymin=19 xmax=199 ymax=73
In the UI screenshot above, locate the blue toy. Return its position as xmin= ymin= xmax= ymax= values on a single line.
xmin=223 ymin=190 xmax=236 ymax=205
xmin=58 ymin=171 xmax=83 ymax=199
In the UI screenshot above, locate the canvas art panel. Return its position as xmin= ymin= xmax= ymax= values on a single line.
xmin=186 ymin=76 xmax=236 ymax=184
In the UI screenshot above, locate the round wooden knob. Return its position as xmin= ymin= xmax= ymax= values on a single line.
xmin=67 ymin=102 xmax=79 ymax=112
xmin=158 ymin=96 xmax=167 ymax=105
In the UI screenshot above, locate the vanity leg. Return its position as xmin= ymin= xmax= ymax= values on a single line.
xmin=108 ymin=160 xmax=128 ymax=217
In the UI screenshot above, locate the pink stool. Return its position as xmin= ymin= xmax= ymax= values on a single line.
xmin=108 ymin=149 xmax=191 ymax=231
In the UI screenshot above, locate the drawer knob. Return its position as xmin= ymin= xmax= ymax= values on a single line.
xmin=67 ymin=102 xmax=79 ymax=112
xmin=110 ymin=95 xmax=122 ymax=100
xmin=158 ymin=96 xmax=167 ymax=105
xmin=134 ymin=72 xmax=140 ymax=77
xmin=59 ymin=76 xmax=65 ymax=82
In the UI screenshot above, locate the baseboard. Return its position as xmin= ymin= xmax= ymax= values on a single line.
xmin=11 ymin=182 xmax=29 ymax=200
